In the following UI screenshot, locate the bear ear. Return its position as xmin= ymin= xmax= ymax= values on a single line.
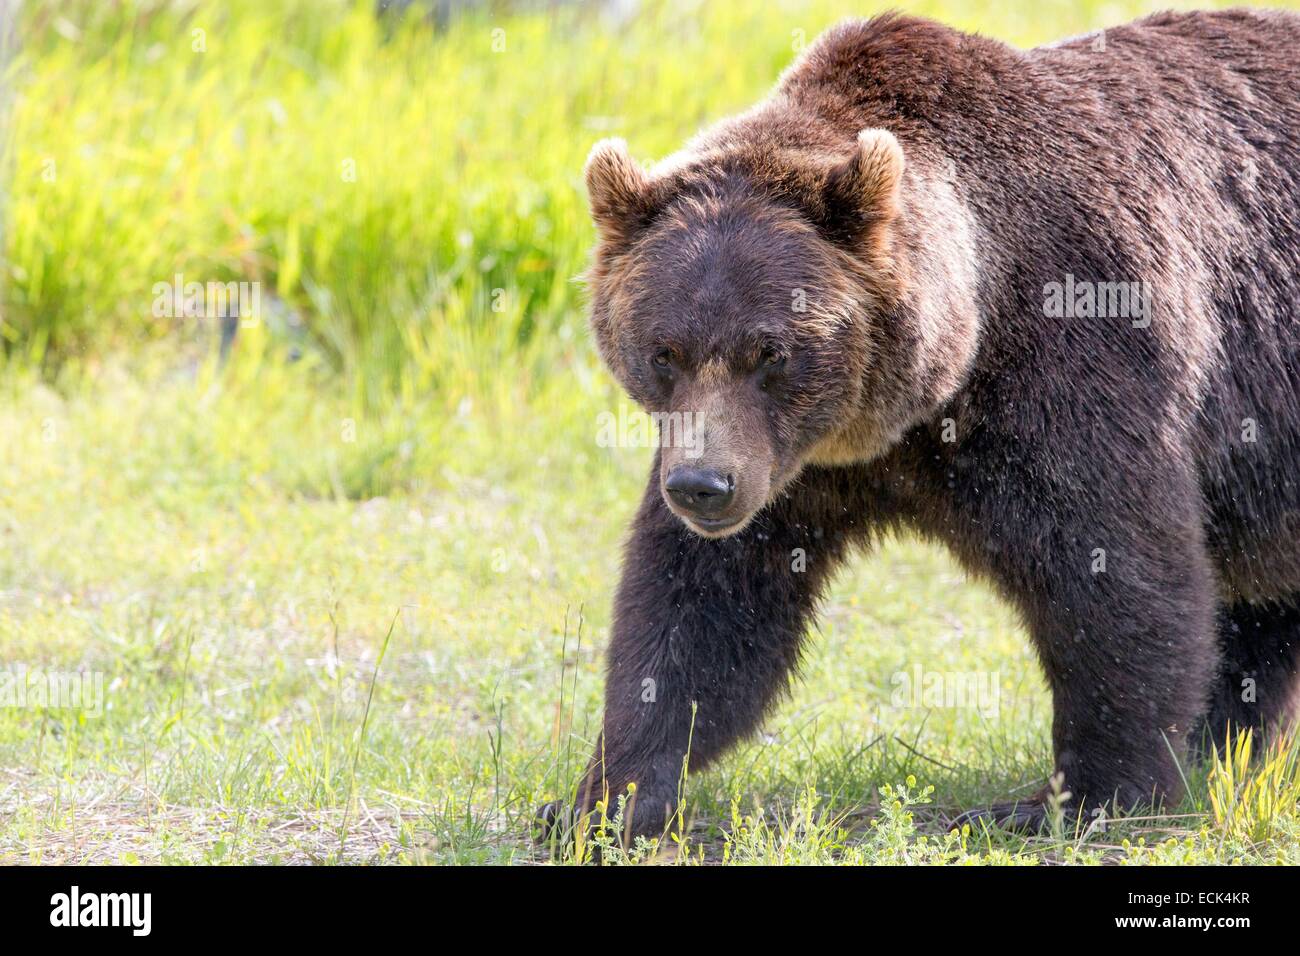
xmin=584 ymin=138 xmax=660 ymax=247
xmin=816 ymin=128 xmax=905 ymax=250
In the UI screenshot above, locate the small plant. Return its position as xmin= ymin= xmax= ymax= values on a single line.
xmin=1207 ymin=729 xmax=1300 ymax=843
xmin=1044 ymin=770 xmax=1072 ymax=843
xmin=567 ymin=786 xmax=668 ymax=866
xmin=871 ymin=775 xmax=932 ymax=863
xmin=722 ymin=785 xmax=853 ymax=865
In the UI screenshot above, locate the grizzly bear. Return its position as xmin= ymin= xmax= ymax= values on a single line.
xmin=545 ymin=9 xmax=1300 ymax=839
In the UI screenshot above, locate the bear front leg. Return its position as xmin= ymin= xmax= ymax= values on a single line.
xmin=958 ymin=482 xmax=1220 ymax=832
xmin=550 ymin=468 xmax=855 ymax=845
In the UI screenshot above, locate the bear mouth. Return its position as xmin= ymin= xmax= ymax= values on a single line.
xmin=681 ymin=513 xmax=747 ymax=537
xmin=691 ymin=515 xmax=740 ymax=530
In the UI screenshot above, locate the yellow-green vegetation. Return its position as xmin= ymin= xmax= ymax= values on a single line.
xmin=2 ymin=0 xmax=1298 ymax=864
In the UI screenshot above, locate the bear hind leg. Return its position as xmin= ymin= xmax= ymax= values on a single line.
xmin=1195 ymin=595 xmax=1300 ymax=756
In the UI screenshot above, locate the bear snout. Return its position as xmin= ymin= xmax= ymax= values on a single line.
xmin=664 ymin=465 xmax=735 ymax=517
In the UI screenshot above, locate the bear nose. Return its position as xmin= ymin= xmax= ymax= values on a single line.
xmin=665 ymin=466 xmax=734 ymax=516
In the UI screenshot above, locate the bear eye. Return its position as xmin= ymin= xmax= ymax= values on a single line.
xmin=760 ymin=349 xmax=787 ymax=371
xmin=653 ymin=349 xmax=674 ymax=370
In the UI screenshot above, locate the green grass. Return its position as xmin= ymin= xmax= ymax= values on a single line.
xmin=2 ymin=0 xmax=1300 ymax=864
xmin=4 ymin=358 xmax=1300 ymax=865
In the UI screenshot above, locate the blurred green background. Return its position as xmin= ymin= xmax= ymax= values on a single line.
xmin=6 ymin=0 xmax=1286 ymax=406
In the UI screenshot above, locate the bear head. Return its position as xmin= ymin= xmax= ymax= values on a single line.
xmin=582 ymin=128 xmax=971 ymax=538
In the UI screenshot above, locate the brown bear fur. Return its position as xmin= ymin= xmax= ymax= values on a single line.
xmin=550 ymin=9 xmax=1300 ymax=838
